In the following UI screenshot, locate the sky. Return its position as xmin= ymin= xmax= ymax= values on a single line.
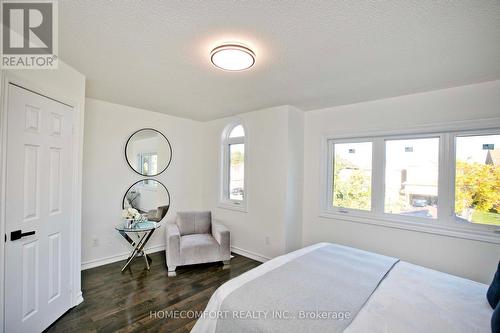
xmin=456 ymin=134 xmax=500 ymax=163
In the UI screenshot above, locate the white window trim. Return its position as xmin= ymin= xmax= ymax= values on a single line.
xmin=320 ymin=117 xmax=500 ymax=244
xmin=219 ymin=122 xmax=247 ymax=212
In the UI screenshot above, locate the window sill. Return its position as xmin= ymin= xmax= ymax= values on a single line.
xmin=218 ymin=201 xmax=248 ymax=213
xmin=319 ymin=210 xmax=500 ymax=244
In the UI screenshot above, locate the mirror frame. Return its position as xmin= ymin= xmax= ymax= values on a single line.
xmin=125 ymin=128 xmax=172 ymax=177
xmin=122 ymin=178 xmax=171 ymax=218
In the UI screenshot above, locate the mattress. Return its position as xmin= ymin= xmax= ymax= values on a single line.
xmin=191 ymin=243 xmax=493 ymax=333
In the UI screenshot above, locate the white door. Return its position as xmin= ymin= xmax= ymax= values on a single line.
xmin=5 ymin=84 xmax=75 ymax=333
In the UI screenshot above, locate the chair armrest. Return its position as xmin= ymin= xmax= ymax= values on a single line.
xmin=147 ymin=210 xmax=160 ymax=222
xmin=212 ymin=222 xmax=230 ymax=260
xmin=166 ymin=223 xmax=181 ymax=267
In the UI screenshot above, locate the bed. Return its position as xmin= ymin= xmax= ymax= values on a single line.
xmin=191 ymin=243 xmax=493 ymax=333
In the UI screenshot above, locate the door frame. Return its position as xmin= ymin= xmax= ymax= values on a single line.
xmin=0 ymin=71 xmax=84 ymax=332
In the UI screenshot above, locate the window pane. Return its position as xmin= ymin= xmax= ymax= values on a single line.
xmin=384 ymin=138 xmax=439 ymax=218
xmin=138 ymin=153 xmax=158 ymax=175
xmin=332 ymin=142 xmax=372 ymax=210
xmin=229 ymin=143 xmax=244 ymax=200
xmin=229 ymin=125 xmax=245 ymax=138
xmin=455 ymin=134 xmax=500 ymax=226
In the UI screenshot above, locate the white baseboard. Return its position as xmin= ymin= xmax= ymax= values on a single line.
xmin=82 ymin=244 xmax=268 ymax=270
xmin=230 ymin=246 xmax=270 ymax=263
xmin=81 ymin=244 xmax=165 ymax=270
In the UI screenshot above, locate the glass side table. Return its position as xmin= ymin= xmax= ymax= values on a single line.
xmin=115 ymin=221 xmax=161 ymax=272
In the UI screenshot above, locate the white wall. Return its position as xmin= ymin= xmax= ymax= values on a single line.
xmin=83 ymin=101 xmax=305 ymax=266
xmin=284 ymin=106 xmax=304 ymax=252
xmin=201 ymin=105 xmax=305 ymax=260
xmin=80 ymin=79 xmax=500 ymax=285
xmin=202 ymin=106 xmax=288 ymax=260
xmin=81 ymin=98 xmax=203 ymax=269
xmin=303 ymin=80 xmax=500 ymax=283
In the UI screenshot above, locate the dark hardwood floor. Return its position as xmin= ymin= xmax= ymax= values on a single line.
xmin=45 ymin=252 xmax=260 ymax=333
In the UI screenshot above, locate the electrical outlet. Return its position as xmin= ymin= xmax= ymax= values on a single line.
xmin=92 ymin=238 xmax=99 ymax=247
xmin=265 ymin=236 xmax=270 ymax=245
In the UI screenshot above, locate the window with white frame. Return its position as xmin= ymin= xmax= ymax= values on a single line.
xmin=325 ymin=128 xmax=500 ymax=240
xmin=137 ymin=153 xmax=158 ymax=186
xmin=384 ymin=137 xmax=440 ymax=218
xmin=331 ymin=141 xmax=372 ymax=211
xmin=221 ymin=123 xmax=246 ymax=209
xmin=455 ymin=134 xmax=500 ymax=226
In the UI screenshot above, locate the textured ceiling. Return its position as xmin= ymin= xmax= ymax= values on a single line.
xmin=59 ymin=1 xmax=500 ymax=121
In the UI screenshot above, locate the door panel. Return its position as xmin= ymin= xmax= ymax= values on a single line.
xmin=48 ymin=147 xmax=62 ymax=214
xmin=21 ymin=240 xmax=39 ymax=320
xmin=24 ymin=105 xmax=40 ymax=132
xmin=5 ymin=84 xmax=75 ymax=333
xmin=23 ymin=144 xmax=40 ymax=220
xmin=48 ymin=232 xmax=61 ymax=302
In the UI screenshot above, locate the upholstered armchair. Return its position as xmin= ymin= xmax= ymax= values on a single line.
xmin=166 ymin=211 xmax=230 ymax=275
xmin=147 ymin=205 xmax=169 ymax=222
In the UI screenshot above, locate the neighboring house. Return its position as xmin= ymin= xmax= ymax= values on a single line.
xmin=401 ymin=166 xmax=438 ymax=205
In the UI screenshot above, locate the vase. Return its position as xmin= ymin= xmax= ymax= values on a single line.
xmin=124 ymin=218 xmax=135 ymax=228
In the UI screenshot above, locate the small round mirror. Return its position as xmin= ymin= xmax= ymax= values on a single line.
xmin=125 ymin=128 xmax=172 ymax=176
xmin=122 ymin=179 xmax=170 ymax=222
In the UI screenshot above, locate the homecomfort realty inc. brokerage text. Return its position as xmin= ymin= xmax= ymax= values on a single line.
xmin=150 ymin=309 xmax=352 ymax=321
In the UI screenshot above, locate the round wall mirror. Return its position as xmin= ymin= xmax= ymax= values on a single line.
xmin=125 ymin=128 xmax=172 ymax=176
xmin=122 ymin=179 xmax=170 ymax=222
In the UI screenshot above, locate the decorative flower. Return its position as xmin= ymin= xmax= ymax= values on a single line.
xmin=122 ymin=208 xmax=141 ymax=220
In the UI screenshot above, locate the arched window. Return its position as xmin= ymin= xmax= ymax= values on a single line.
xmin=221 ymin=123 xmax=246 ymax=210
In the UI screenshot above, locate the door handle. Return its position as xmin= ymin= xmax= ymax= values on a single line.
xmin=10 ymin=230 xmax=35 ymax=241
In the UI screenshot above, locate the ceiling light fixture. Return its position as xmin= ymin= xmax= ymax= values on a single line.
xmin=210 ymin=44 xmax=256 ymax=71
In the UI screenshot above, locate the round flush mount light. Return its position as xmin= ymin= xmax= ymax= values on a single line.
xmin=210 ymin=44 xmax=256 ymax=71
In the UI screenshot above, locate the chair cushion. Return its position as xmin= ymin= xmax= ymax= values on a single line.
xmin=176 ymin=211 xmax=211 ymax=235
xmin=156 ymin=205 xmax=169 ymax=219
xmin=147 ymin=209 xmax=160 ymax=222
xmin=180 ymin=234 xmax=220 ymax=265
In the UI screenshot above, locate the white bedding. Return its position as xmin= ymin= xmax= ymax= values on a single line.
xmin=191 ymin=243 xmax=493 ymax=333
xmin=346 ymin=261 xmax=492 ymax=333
